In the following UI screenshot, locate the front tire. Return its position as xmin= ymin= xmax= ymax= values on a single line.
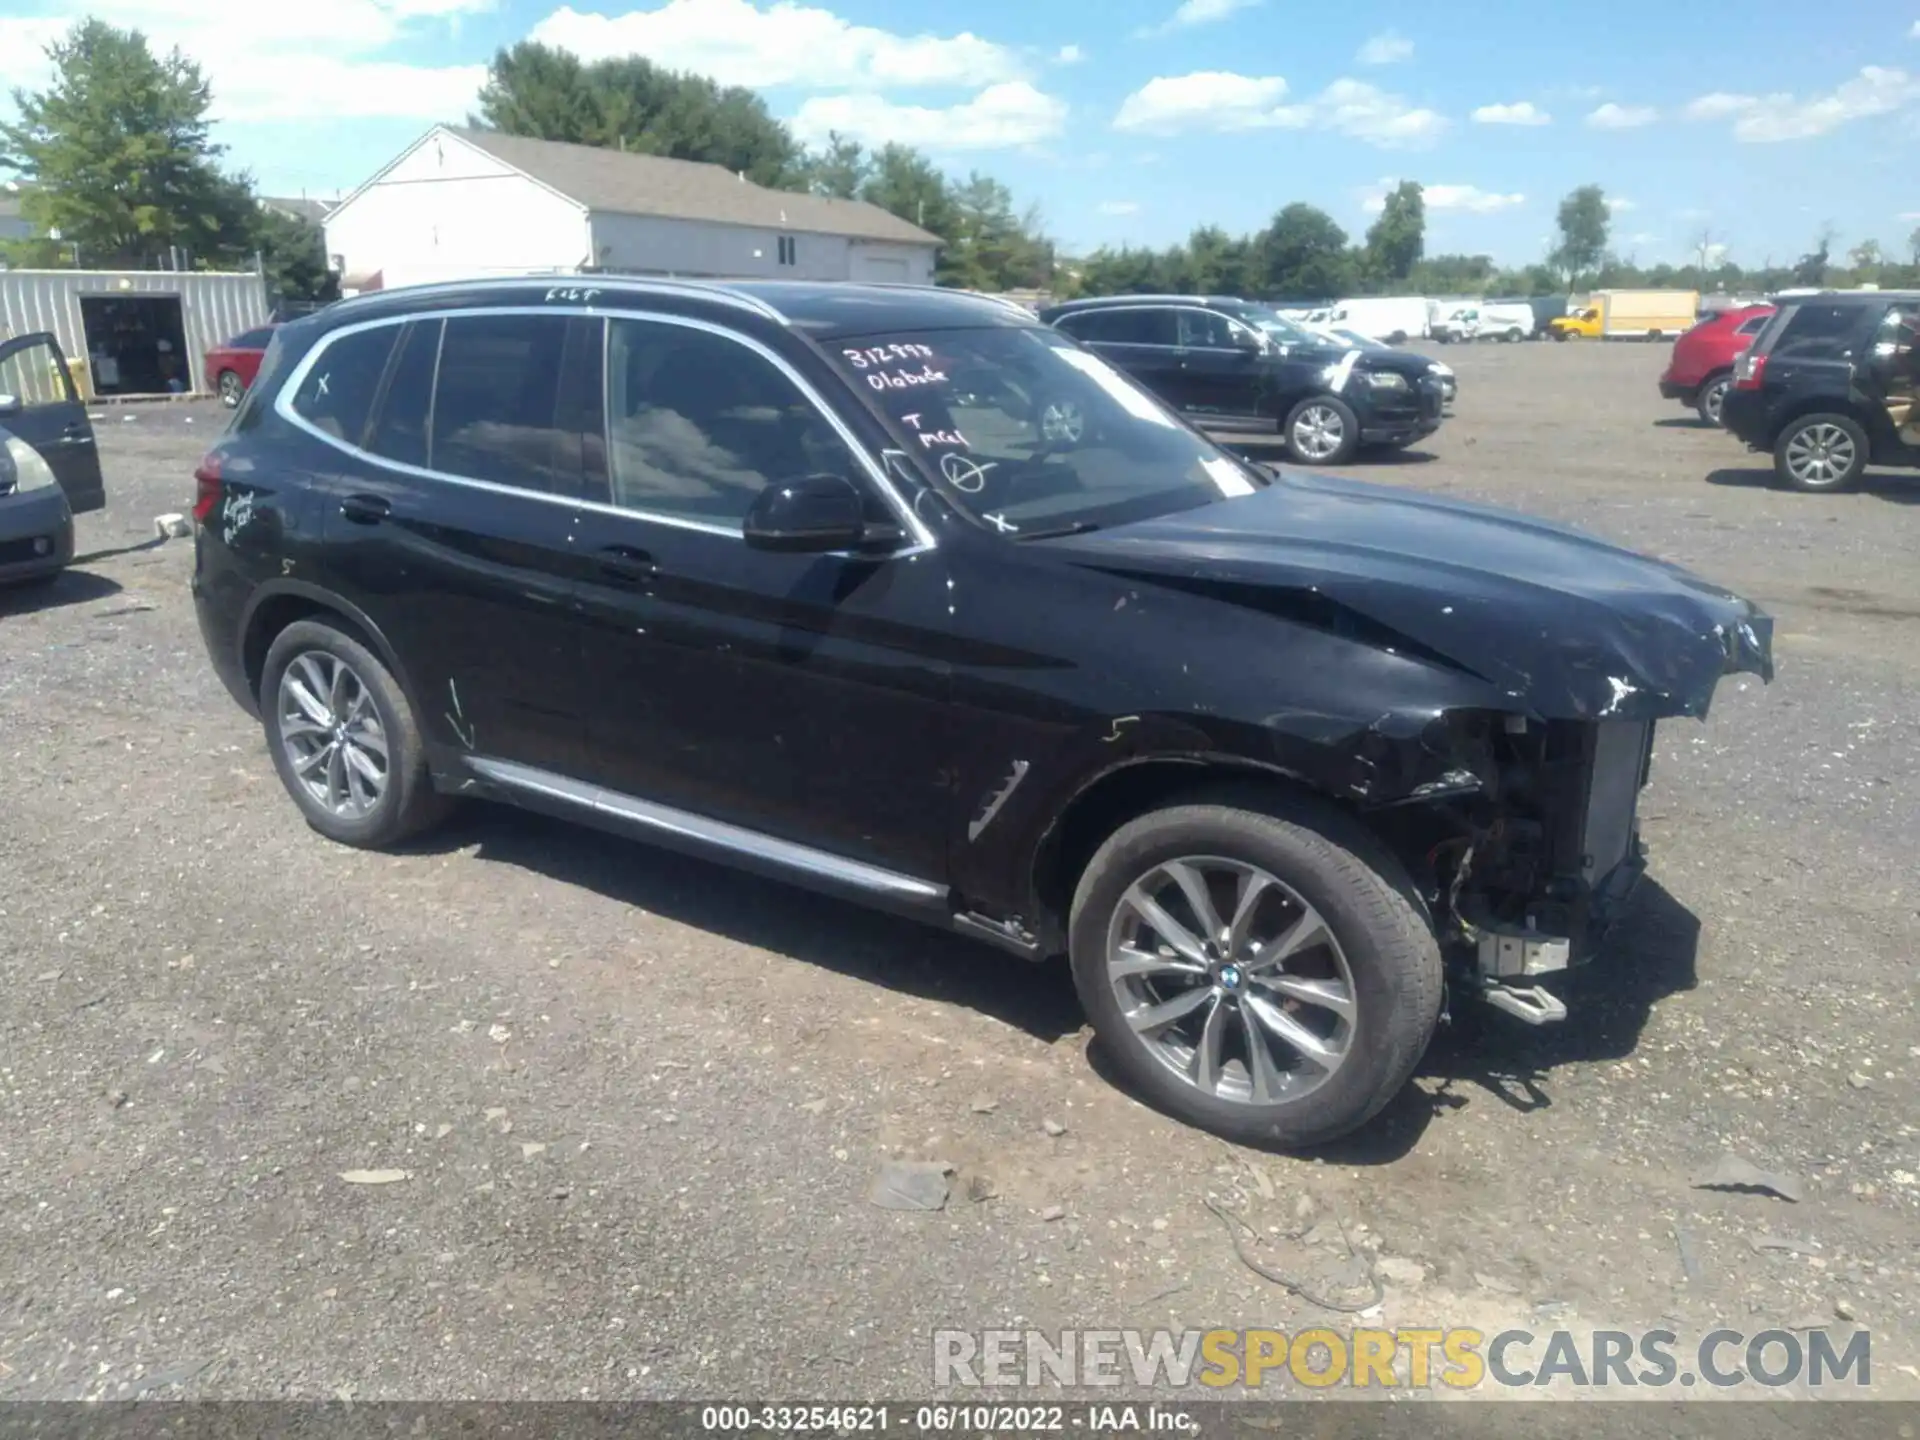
xmin=1069 ymin=797 xmax=1443 ymax=1148
xmin=261 ymin=619 xmax=450 ymax=848
xmin=1283 ymin=396 xmax=1361 ymax=465
xmin=1695 ymin=375 xmax=1731 ymax=426
xmin=1774 ymin=413 xmax=1868 ymax=492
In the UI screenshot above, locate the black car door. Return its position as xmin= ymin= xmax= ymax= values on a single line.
xmin=1864 ymin=302 xmax=1920 ymax=457
xmin=1172 ymin=307 xmax=1271 ymax=422
xmin=564 ymin=313 xmax=955 ymax=884
xmin=298 ymin=311 xmax=604 ymax=776
xmin=0 ymin=332 xmax=104 ymax=512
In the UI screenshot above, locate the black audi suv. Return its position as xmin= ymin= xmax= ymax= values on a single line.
xmin=1039 ymin=294 xmax=1447 ymax=464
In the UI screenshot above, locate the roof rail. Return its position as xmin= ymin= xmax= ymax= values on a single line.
xmin=327 ymin=273 xmax=787 ymax=322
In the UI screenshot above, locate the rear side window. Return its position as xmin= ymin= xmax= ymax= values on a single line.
xmin=1736 ymin=314 xmax=1771 ymax=335
xmin=365 ymin=319 xmax=442 ymax=469
xmin=1767 ymin=303 xmax=1861 ymax=360
xmin=288 ymin=324 xmax=399 ymax=444
xmin=429 ymin=313 xmax=602 ymax=496
xmin=1060 ymin=309 xmax=1176 ymax=345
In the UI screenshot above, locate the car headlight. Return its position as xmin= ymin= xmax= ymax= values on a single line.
xmin=1362 ymin=370 xmax=1410 ymax=390
xmin=1427 ymin=361 xmax=1454 ymax=378
xmin=0 ymin=433 xmax=58 ymax=493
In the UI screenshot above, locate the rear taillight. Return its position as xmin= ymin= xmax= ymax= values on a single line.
xmin=1733 ymin=352 xmax=1768 ymax=391
xmin=192 ymin=453 xmax=223 ymax=523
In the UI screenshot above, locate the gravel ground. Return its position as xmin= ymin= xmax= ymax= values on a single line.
xmin=1 ymin=343 xmax=1916 ymax=1404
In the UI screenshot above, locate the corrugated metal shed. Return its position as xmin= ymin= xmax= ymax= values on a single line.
xmin=0 ymin=269 xmax=269 ymax=398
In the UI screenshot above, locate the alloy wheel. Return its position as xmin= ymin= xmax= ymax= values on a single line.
xmin=1291 ymin=405 xmax=1346 ymax=461
xmin=1700 ymin=378 xmax=1729 ymax=425
xmin=277 ymin=650 xmax=390 ymax=818
xmin=1784 ymin=423 xmax=1857 ymax=487
xmin=218 ymin=372 xmax=243 ymax=407
xmin=1040 ymin=399 xmax=1087 ymax=444
xmin=1104 ymin=857 xmax=1357 ymax=1107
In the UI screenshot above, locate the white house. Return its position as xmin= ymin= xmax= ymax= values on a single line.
xmin=324 ymin=125 xmax=941 ymax=295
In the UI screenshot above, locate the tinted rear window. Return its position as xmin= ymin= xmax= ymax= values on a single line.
xmin=365 ymin=319 xmax=442 ymax=469
xmin=1058 ymin=308 xmax=1176 ymax=345
xmin=429 ymin=313 xmax=602 ymax=496
xmin=1767 ymin=302 xmax=1862 ymax=360
xmin=287 ymin=324 xmax=399 ymax=445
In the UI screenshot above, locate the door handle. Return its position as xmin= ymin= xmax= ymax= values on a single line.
xmin=60 ymin=422 xmax=92 ymax=445
xmin=339 ymin=493 xmax=391 ymax=525
xmin=597 ymin=543 xmax=658 ymax=585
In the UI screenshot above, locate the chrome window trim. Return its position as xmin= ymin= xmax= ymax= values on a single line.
xmin=272 ymin=304 xmax=936 ymax=554
xmin=325 ymin=274 xmax=787 ymax=323
xmin=467 ymin=755 xmax=946 ymax=902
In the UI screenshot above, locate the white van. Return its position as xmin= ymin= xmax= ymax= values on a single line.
xmin=1329 ymin=297 xmax=1430 ymax=343
xmin=1479 ymin=302 xmax=1537 ymax=341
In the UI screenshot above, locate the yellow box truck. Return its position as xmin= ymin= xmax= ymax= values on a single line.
xmin=1549 ymin=290 xmax=1699 ymax=341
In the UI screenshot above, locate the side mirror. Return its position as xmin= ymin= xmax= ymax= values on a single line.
xmin=0 ymin=393 xmax=19 ymax=417
xmin=743 ymin=473 xmax=889 ymax=554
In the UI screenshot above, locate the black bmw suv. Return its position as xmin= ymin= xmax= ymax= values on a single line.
xmin=1038 ymin=294 xmax=1446 ymax=464
xmin=192 ymin=278 xmax=1771 ymax=1146
xmin=1722 ymin=289 xmax=1920 ymax=491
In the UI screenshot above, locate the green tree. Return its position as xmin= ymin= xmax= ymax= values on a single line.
xmin=799 ymin=132 xmax=872 ymax=200
xmin=0 ymin=19 xmax=240 ymax=267
xmin=1180 ymin=224 xmax=1252 ymax=295
xmin=1791 ymin=232 xmax=1830 ymax=287
xmin=1549 ymin=184 xmax=1609 ymax=284
xmin=473 ymin=41 xmax=800 ymax=186
xmin=1256 ymin=203 xmax=1352 ymax=299
xmin=250 ymin=202 xmax=339 ymax=306
xmin=1363 ymin=181 xmax=1424 ymax=284
xmin=943 ymin=172 xmax=1050 ymax=291
xmin=1909 ymin=225 xmax=1920 ymax=267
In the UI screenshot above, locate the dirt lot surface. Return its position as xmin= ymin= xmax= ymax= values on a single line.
xmin=2 ymin=342 xmax=1916 ymax=1403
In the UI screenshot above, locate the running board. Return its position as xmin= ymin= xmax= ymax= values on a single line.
xmin=466 ymin=756 xmax=948 ymax=906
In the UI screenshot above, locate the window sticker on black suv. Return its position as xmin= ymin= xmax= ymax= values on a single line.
xmin=289 ymin=324 xmax=399 ymax=445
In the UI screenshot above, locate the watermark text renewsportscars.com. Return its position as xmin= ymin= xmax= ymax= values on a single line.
xmin=933 ymin=1327 xmax=1871 ymax=1391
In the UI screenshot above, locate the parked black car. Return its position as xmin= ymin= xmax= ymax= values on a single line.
xmin=0 ymin=331 xmax=105 ymax=586
xmin=1038 ymin=295 xmax=1446 ymax=465
xmin=191 ymin=278 xmax=1772 ymax=1146
xmin=1722 ymin=289 xmax=1920 ymax=491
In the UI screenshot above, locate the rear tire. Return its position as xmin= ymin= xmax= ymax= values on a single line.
xmin=261 ymin=619 xmax=451 ymax=849
xmin=1695 ymin=375 xmax=1731 ymax=427
xmin=217 ymin=370 xmax=244 ymax=408
xmin=1283 ymin=395 xmax=1361 ymax=465
xmin=1773 ymin=413 xmax=1868 ymax=492
xmin=1068 ymin=796 xmax=1442 ymax=1147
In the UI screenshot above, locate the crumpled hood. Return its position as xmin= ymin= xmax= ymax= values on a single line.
xmin=1053 ymin=469 xmax=1775 ymax=722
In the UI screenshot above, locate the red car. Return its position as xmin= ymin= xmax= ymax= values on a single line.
xmin=1659 ymin=304 xmax=1774 ymax=425
xmin=204 ymin=325 xmax=277 ymax=408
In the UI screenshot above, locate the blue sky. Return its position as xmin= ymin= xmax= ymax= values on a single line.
xmin=2 ymin=0 xmax=1917 ymax=265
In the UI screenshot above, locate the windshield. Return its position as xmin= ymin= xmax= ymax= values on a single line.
xmin=832 ymin=326 xmax=1264 ymax=537
xmin=1228 ymin=305 xmax=1314 ymax=346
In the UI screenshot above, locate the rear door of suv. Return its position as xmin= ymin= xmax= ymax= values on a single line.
xmin=291 ymin=309 xmax=606 ymax=776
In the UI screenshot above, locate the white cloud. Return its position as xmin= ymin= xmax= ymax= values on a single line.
xmin=1097 ymin=200 xmax=1141 ymax=215
xmin=1054 ymin=44 xmax=1084 ymax=64
xmin=1607 ymin=196 xmax=1637 ymax=212
xmin=1911 ymin=18 xmax=1920 ymax=35
xmin=531 ymin=0 xmax=1025 ymax=89
xmin=1136 ymin=0 xmax=1261 ymax=36
xmin=1 ymin=0 xmax=488 ymax=122
xmin=1902 ymin=210 xmax=1920 ymax=219
xmin=1357 ymin=30 xmax=1413 ymax=65
xmin=1586 ymin=102 xmax=1658 ymax=128
xmin=1682 ymin=66 xmax=1920 ymax=141
xmin=1471 ymin=100 xmax=1550 ymax=125
xmin=1424 ymin=183 xmax=1525 ymax=213
xmin=1115 ymin=72 xmax=1445 ymax=146
xmin=790 ymin=82 xmax=1066 ymax=149
xmin=1113 ymin=72 xmax=1290 ymax=132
